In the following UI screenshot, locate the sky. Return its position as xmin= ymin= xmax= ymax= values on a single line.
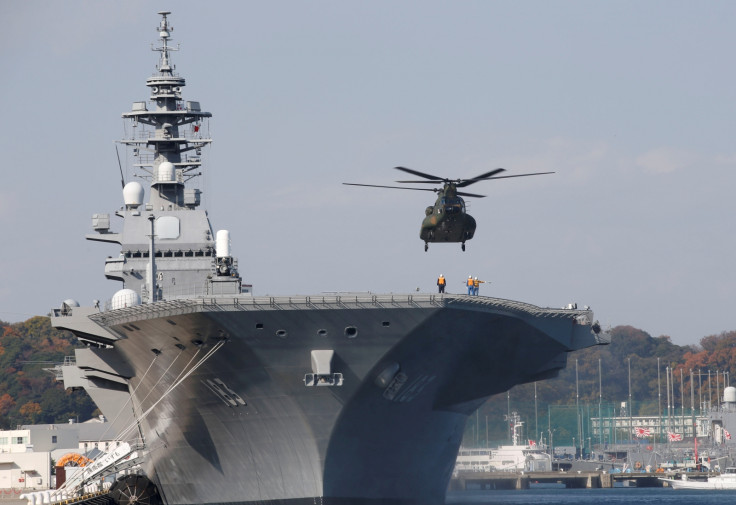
xmin=1 ymin=1 xmax=735 ymax=346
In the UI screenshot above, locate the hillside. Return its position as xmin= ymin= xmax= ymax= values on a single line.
xmin=466 ymin=326 xmax=736 ymax=446
xmin=0 ymin=317 xmax=97 ymax=428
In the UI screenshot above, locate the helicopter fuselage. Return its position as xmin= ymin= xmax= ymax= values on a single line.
xmin=420 ymin=193 xmax=476 ymax=244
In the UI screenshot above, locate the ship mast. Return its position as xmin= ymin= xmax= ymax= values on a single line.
xmin=505 ymin=412 xmax=524 ymax=447
xmin=88 ymin=11 xmax=243 ymax=303
xmin=120 ymin=11 xmax=212 ymax=212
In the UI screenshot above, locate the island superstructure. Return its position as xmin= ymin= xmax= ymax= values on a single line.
xmin=50 ymin=12 xmax=609 ymax=505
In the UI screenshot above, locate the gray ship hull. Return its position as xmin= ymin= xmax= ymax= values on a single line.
xmin=56 ymin=293 xmax=606 ymax=505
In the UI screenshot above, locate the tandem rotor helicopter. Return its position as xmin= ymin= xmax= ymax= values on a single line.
xmin=344 ymin=166 xmax=554 ymax=251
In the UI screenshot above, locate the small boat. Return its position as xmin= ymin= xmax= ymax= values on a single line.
xmin=660 ymin=467 xmax=736 ymax=490
xmin=454 ymin=413 xmax=552 ymax=474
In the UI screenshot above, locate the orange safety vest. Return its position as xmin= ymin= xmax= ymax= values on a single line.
xmin=437 ymin=276 xmax=445 ymax=285
xmin=467 ymin=278 xmax=473 ymax=287
xmin=473 ymin=279 xmax=484 ymax=288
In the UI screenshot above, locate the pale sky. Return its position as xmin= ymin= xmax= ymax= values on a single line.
xmin=1 ymin=1 xmax=734 ymax=346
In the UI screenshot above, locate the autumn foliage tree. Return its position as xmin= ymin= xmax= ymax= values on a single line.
xmin=0 ymin=316 xmax=96 ymax=428
xmin=19 ymin=402 xmax=42 ymax=423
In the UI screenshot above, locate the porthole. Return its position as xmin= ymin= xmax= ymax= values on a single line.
xmin=382 ymin=321 xmax=390 ymax=327
xmin=344 ymin=326 xmax=358 ymax=338
xmin=255 ymin=323 xmax=264 ymax=330
xmin=276 ymin=329 xmax=288 ymax=338
xmin=317 ymin=329 xmax=328 ymax=337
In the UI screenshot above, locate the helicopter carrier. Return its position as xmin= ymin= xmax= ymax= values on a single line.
xmin=50 ymin=12 xmax=609 ymax=505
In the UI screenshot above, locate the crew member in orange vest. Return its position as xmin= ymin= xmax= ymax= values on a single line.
xmin=466 ymin=275 xmax=474 ymax=295
xmin=473 ymin=276 xmax=486 ymax=296
xmin=437 ymin=274 xmax=446 ymax=293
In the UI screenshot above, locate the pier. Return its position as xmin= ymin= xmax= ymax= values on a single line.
xmin=449 ymin=471 xmax=712 ymax=490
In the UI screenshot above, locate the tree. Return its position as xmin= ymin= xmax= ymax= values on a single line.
xmin=19 ymin=402 xmax=42 ymax=423
xmin=0 ymin=317 xmax=97 ymax=428
xmin=0 ymin=393 xmax=14 ymax=416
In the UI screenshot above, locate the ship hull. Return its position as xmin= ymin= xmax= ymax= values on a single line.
xmin=660 ymin=477 xmax=736 ymax=490
xmin=56 ymin=293 xmax=606 ymax=505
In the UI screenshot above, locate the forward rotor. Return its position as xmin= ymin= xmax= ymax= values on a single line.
xmin=393 ymin=166 xmax=505 ymax=187
xmin=394 ymin=166 xmax=554 ymax=187
xmin=342 ymin=183 xmax=486 ymax=198
xmin=343 ymin=166 xmax=555 ymax=199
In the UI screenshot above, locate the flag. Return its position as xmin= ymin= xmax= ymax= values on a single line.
xmin=528 ymin=440 xmax=536 ymax=447
xmin=668 ymin=431 xmax=683 ymax=442
xmin=634 ymin=427 xmax=651 ymax=438
xmin=725 ymin=429 xmax=731 ymax=440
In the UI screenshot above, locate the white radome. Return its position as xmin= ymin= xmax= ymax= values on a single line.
xmin=123 ymin=181 xmax=145 ymax=208
xmin=157 ymin=161 xmax=176 ymax=182
xmin=216 ymin=230 xmax=231 ymax=258
xmin=111 ymin=289 xmax=142 ymax=310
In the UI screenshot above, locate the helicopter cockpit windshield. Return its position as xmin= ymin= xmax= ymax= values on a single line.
xmin=442 ymin=197 xmax=464 ymax=215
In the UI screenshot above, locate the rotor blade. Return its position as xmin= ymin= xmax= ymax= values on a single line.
xmin=456 ymin=168 xmax=506 ymax=187
xmin=394 ymin=180 xmax=443 ymax=184
xmin=393 ymin=166 xmax=446 ymax=181
xmin=456 ymin=191 xmax=486 ymax=198
xmin=343 ymin=183 xmax=438 ymax=193
xmin=478 ymin=171 xmax=555 ymax=181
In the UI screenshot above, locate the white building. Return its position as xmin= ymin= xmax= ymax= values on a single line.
xmin=0 ymin=418 xmax=123 ymax=491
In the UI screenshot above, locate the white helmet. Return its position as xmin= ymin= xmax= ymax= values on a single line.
xmin=474 ymin=277 xmax=478 ymax=280
xmin=440 ymin=274 xmax=443 ymax=277
xmin=468 ymin=275 xmax=472 ymax=278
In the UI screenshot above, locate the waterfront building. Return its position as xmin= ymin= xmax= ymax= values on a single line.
xmin=0 ymin=418 xmax=122 ymax=491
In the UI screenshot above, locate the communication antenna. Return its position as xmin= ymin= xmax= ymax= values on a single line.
xmin=115 ymin=144 xmax=126 ymax=189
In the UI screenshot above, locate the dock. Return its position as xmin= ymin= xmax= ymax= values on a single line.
xmin=449 ymin=471 xmax=713 ymax=490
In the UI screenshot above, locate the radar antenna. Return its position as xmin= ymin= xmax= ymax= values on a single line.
xmin=153 ymin=11 xmax=178 ymax=72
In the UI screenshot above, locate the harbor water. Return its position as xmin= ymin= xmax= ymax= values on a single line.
xmin=447 ymin=487 xmax=733 ymax=505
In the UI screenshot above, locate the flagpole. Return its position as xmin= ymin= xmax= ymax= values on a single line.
xmin=628 ymin=357 xmax=632 ymax=463
xmin=695 ymin=423 xmax=699 ymax=471
xmin=599 ymin=358 xmax=603 ymax=449
xmin=534 ymin=381 xmax=538 ymax=450
xmin=680 ymin=368 xmax=684 ymax=441
xmin=699 ymin=369 xmax=702 ymax=416
xmin=657 ymin=358 xmax=661 ymax=445
xmin=664 ymin=366 xmax=672 ymax=446
xmin=576 ymin=359 xmax=580 ymax=459
xmin=690 ymin=369 xmax=695 ymax=439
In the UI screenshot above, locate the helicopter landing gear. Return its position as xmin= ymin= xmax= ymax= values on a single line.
xmin=424 ymin=243 xmax=429 ymax=252
xmin=461 ymin=242 xmax=466 ymax=251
